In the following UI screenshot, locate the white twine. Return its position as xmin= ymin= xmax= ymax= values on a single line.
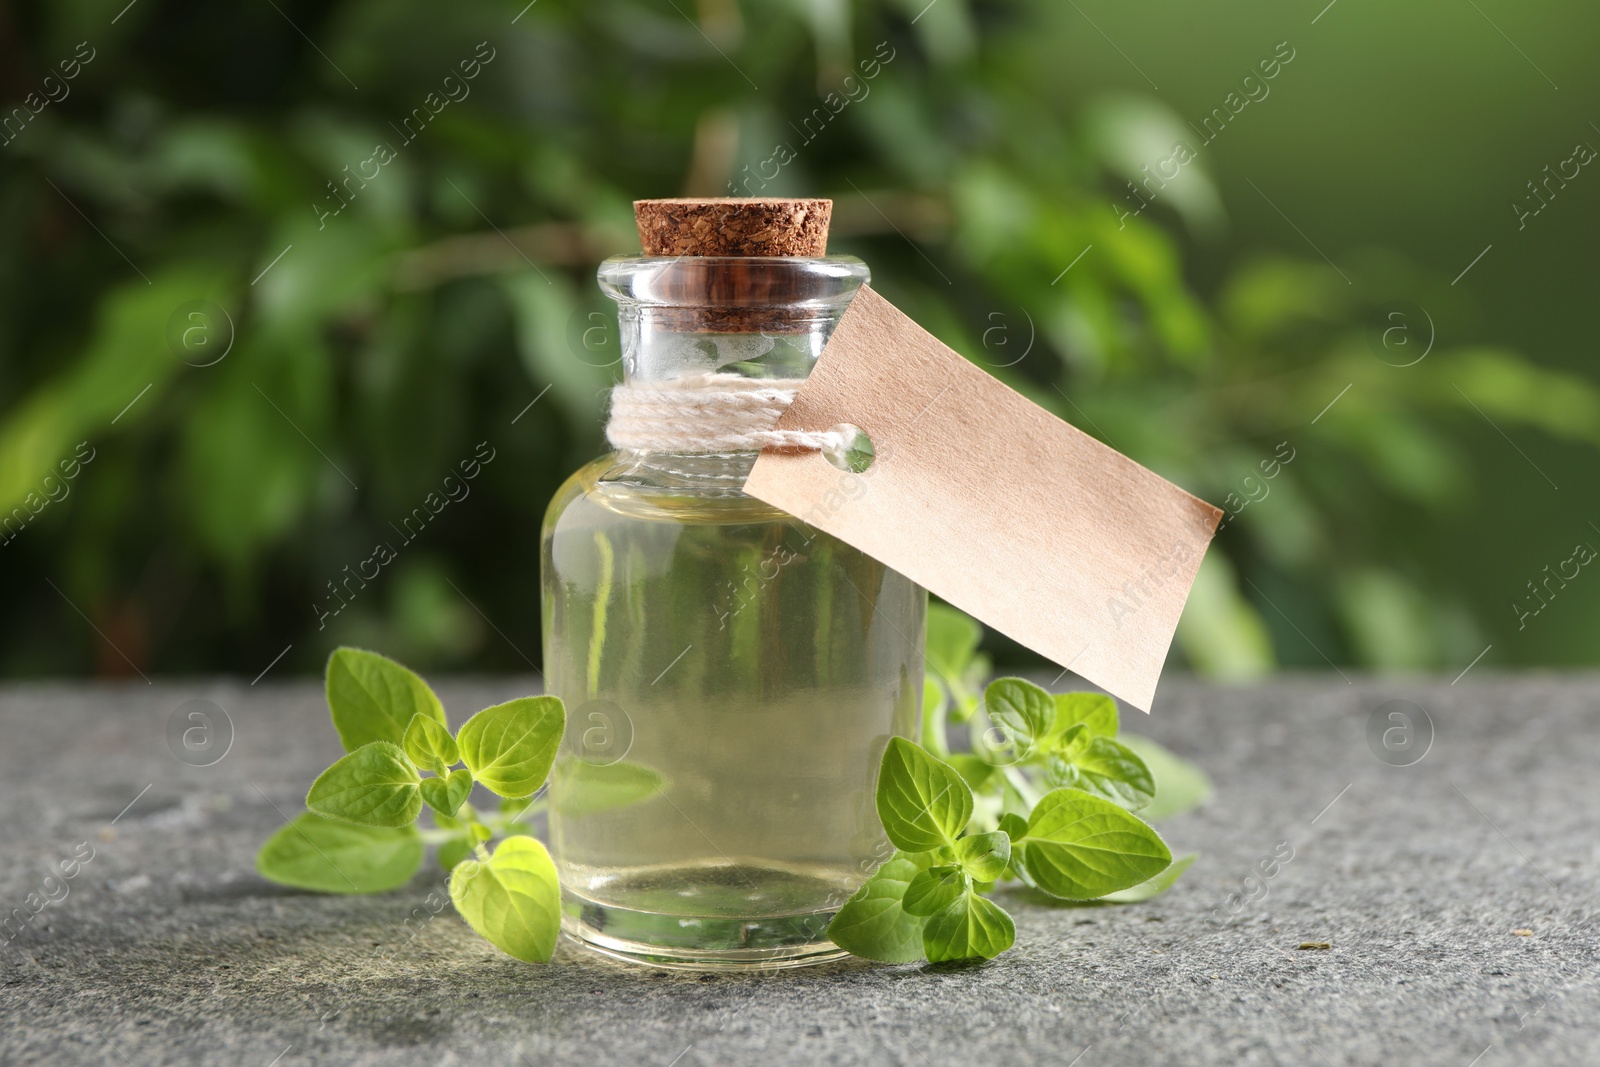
xmin=605 ymin=373 xmax=853 ymax=455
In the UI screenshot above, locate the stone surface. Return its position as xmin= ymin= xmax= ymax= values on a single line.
xmin=1 ymin=675 xmax=1597 ymax=1066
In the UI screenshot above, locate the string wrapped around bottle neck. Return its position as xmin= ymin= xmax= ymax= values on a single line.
xmin=605 ymin=373 xmax=852 ymax=455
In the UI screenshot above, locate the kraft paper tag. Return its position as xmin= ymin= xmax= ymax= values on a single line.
xmin=744 ymin=285 xmax=1222 ymax=712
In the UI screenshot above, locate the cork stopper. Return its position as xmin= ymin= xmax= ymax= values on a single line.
xmin=634 ymin=198 xmax=831 ymax=258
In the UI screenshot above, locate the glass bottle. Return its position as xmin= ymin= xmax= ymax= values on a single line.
xmin=541 ymin=253 xmax=926 ymax=969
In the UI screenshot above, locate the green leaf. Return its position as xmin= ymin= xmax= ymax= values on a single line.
xmin=256 ymin=812 xmax=422 ymax=894
xmin=550 ymin=759 xmax=664 ymax=816
xmin=1118 ymin=735 xmax=1214 ymax=822
xmin=1049 ymin=692 xmax=1118 ymax=742
xmin=984 ymin=677 xmax=1055 ymax=752
xmin=449 ymin=836 xmax=561 ymax=963
xmin=1101 ymin=853 xmax=1197 ymax=903
xmin=926 ymin=603 xmax=982 ymax=683
xmin=903 ymin=865 xmax=967 ymax=917
xmin=457 ymin=697 xmax=565 ymax=799
xmin=1018 ymin=789 xmax=1172 ymax=900
xmin=997 ymin=812 xmax=1029 ymax=841
xmin=420 ymin=768 xmax=472 ymax=818
xmin=403 ymin=712 xmax=459 ymax=774
xmin=922 ymin=891 xmax=1016 ymax=962
xmin=953 ymin=831 xmax=1011 ymax=881
xmin=945 ymin=754 xmax=999 ymax=793
xmin=876 ymin=737 xmax=974 ymax=852
xmin=1051 ymin=737 xmax=1156 ymax=811
xmin=437 ymin=835 xmax=473 ymax=872
xmin=826 ymin=851 xmax=934 ymax=963
xmin=306 ymin=741 xmax=422 ymax=828
xmin=1044 ymin=723 xmax=1091 ymax=763
xmin=326 ymin=648 xmax=447 ymax=753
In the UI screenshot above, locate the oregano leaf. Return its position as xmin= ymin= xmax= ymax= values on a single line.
xmin=922 ymin=890 xmax=1016 ymax=962
xmin=903 ymin=865 xmax=967 ymax=918
xmin=449 ymin=836 xmax=561 ymax=963
xmin=953 ymin=831 xmax=1011 ymax=882
xmin=420 ymin=770 xmax=472 ymax=819
xmin=1048 ymin=692 xmax=1118 ymax=743
xmin=984 ymin=677 xmax=1055 ymax=753
xmin=875 ymin=737 xmax=974 ymax=853
xmin=457 ymin=697 xmax=565 ymax=799
xmin=1058 ymin=737 xmax=1156 ymax=811
xmin=826 ymin=851 xmax=934 ymax=963
xmin=404 ymin=712 xmax=459 ymax=775
xmin=325 ymin=648 xmax=446 ymax=753
xmin=306 ymin=741 xmax=422 ymax=828
xmin=256 ymin=812 xmax=422 ymax=894
xmin=1019 ymin=789 xmax=1172 ymax=900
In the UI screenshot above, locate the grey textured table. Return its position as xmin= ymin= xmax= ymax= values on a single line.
xmin=2 ymin=676 xmax=1596 ymax=1066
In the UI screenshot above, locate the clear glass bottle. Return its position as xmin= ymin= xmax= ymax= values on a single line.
xmin=541 ymin=254 xmax=926 ymax=969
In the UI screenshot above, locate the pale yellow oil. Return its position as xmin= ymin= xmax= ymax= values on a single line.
xmin=541 ymin=454 xmax=924 ymax=967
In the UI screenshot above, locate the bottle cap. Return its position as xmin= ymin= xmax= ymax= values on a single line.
xmin=634 ymin=198 xmax=831 ymax=257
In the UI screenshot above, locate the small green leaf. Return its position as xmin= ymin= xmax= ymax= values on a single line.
xmin=953 ymin=831 xmax=1011 ymax=881
xmin=449 ymin=835 xmax=561 ymax=963
xmin=903 ymin=865 xmax=967 ymax=917
xmin=470 ymin=822 xmax=493 ymax=843
xmin=419 ymin=769 xmax=472 ymax=819
xmin=256 ymin=812 xmax=422 ymax=894
xmin=404 ymin=713 xmax=459 ymax=774
xmin=922 ymin=890 xmax=1016 ymax=962
xmin=457 ymin=697 xmax=565 ymax=798
xmin=437 ymin=835 xmax=473 ymax=872
xmin=1044 ymin=723 xmax=1091 ymax=763
xmin=1019 ymin=789 xmax=1172 ymax=900
xmin=1118 ymin=734 xmax=1214 ymax=821
xmin=306 ymin=741 xmax=422 ymax=828
xmin=1101 ymin=853 xmax=1197 ymax=903
xmin=876 ymin=737 xmax=974 ymax=852
xmin=1049 ymin=692 xmax=1118 ymax=742
xmin=1052 ymin=737 xmax=1156 ymax=811
xmin=984 ymin=677 xmax=1055 ymax=752
xmin=551 ymin=759 xmax=664 ymax=815
xmin=325 ymin=648 xmax=447 ymax=753
xmin=826 ymin=851 xmax=934 ymax=963
xmin=997 ymin=812 xmax=1029 ymax=842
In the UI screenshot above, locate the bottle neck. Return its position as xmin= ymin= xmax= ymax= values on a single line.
xmin=599 ymin=255 xmax=868 ymax=388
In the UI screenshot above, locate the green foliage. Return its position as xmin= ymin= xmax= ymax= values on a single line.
xmin=456 ymin=697 xmax=565 ymax=799
xmin=327 ymin=650 xmax=447 ymax=754
xmin=876 ymin=737 xmax=974 ymax=852
xmin=255 ymin=813 xmax=423 ymax=894
xmin=257 ymin=648 xmax=568 ymax=964
xmin=448 ymin=836 xmax=562 ymax=964
xmin=827 ymin=851 xmax=934 ymax=964
xmin=306 ymin=742 xmax=423 ymax=828
xmin=1015 ymin=789 xmax=1172 ymax=900
xmin=827 ymin=605 xmax=1204 ymax=963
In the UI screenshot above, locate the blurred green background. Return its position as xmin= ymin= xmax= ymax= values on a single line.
xmin=3 ymin=0 xmax=1597 ymax=680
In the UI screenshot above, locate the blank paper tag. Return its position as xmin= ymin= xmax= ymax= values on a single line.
xmin=744 ymin=285 xmax=1222 ymax=712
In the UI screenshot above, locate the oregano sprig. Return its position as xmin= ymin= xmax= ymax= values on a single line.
xmin=256 ymin=648 xmax=567 ymax=962
xmin=827 ymin=604 xmax=1211 ymax=965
